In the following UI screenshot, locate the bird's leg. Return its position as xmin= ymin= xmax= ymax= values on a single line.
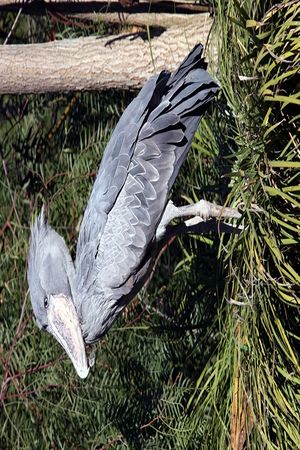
xmin=156 ymin=200 xmax=241 ymax=240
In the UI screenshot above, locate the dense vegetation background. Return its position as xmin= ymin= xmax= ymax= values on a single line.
xmin=0 ymin=1 xmax=299 ymax=448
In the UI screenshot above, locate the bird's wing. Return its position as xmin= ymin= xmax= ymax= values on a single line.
xmin=75 ymin=72 xmax=166 ymax=287
xmin=76 ymin=44 xmax=218 ymax=294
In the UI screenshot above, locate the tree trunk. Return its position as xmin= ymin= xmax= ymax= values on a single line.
xmin=67 ymin=12 xmax=210 ymax=29
xmin=0 ymin=14 xmax=214 ymax=94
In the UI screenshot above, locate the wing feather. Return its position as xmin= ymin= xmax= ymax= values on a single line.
xmin=75 ymin=45 xmax=219 ymax=340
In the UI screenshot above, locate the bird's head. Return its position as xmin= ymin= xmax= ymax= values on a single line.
xmin=27 ymin=207 xmax=89 ymax=378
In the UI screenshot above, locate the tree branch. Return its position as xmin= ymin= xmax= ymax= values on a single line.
xmin=67 ymin=12 xmax=209 ymax=28
xmin=0 ymin=14 xmax=214 ymax=94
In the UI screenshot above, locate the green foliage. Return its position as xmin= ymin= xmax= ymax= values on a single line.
xmin=182 ymin=1 xmax=300 ymax=449
xmin=0 ymin=2 xmax=299 ymax=449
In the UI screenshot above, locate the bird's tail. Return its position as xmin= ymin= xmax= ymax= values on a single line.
xmin=166 ymin=44 xmax=218 ymax=118
xmin=167 ymin=43 xmax=208 ymax=89
xmin=146 ymin=44 xmax=219 ymax=190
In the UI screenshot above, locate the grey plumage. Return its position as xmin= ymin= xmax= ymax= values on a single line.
xmin=27 ymin=44 xmax=220 ymax=377
xmin=28 ymin=207 xmax=77 ymax=329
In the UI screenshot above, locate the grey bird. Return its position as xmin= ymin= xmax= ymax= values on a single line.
xmin=27 ymin=45 xmax=240 ymax=378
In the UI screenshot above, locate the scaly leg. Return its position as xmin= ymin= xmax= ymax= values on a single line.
xmin=156 ymin=200 xmax=241 ymax=240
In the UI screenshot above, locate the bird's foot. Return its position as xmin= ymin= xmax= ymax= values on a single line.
xmin=190 ymin=199 xmax=241 ymax=221
xmin=156 ymin=199 xmax=241 ymax=240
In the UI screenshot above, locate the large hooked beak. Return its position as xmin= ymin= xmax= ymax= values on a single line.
xmin=47 ymin=294 xmax=89 ymax=379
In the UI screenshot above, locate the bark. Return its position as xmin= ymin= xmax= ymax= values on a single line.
xmin=67 ymin=12 xmax=209 ymax=29
xmin=0 ymin=14 xmax=214 ymax=94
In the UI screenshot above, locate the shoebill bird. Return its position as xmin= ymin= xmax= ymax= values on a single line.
xmin=27 ymin=44 xmax=241 ymax=378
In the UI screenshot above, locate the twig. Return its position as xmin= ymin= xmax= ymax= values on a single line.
xmin=124 ymin=304 xmax=147 ymax=327
xmin=0 ymin=292 xmax=29 ymax=407
xmin=0 ymin=204 xmax=14 ymax=237
xmin=4 ymin=383 xmax=65 ymax=401
xmin=140 ymin=414 xmax=161 ymax=429
xmin=2 ymin=159 xmax=21 ymax=226
xmin=3 ymin=7 xmax=22 ymax=45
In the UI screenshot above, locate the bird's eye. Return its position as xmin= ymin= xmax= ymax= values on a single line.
xmin=44 ymin=297 xmax=49 ymax=309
